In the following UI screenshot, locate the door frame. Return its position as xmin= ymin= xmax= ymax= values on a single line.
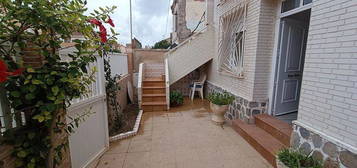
xmin=268 ymin=0 xmax=312 ymax=116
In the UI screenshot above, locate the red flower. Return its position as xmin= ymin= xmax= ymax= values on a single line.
xmin=0 ymin=60 xmax=23 ymax=83
xmin=88 ymin=18 xmax=108 ymax=43
xmin=99 ymin=25 xmax=107 ymax=43
xmin=89 ymin=19 xmax=102 ymax=26
xmin=106 ymin=17 xmax=115 ymax=27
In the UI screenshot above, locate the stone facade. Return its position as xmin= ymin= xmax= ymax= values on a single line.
xmin=171 ymin=0 xmax=192 ymax=44
xmin=171 ymin=70 xmax=200 ymax=96
xmin=204 ymin=82 xmax=267 ymax=123
xmin=291 ymin=124 xmax=357 ymax=168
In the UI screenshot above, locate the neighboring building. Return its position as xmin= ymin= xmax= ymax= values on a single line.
xmin=171 ymin=0 xmax=206 ymax=44
xmin=166 ymin=0 xmax=357 ymax=167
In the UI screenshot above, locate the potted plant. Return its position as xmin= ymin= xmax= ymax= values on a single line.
xmin=207 ymin=92 xmax=235 ymax=124
xmin=277 ymin=148 xmax=323 ymax=168
xmin=170 ymin=90 xmax=184 ymax=107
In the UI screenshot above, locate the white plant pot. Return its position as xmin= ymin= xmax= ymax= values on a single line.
xmin=210 ymin=102 xmax=228 ymax=124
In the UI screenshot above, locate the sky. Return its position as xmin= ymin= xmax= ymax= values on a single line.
xmin=86 ymin=0 xmax=173 ymax=47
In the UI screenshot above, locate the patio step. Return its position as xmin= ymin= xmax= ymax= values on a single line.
xmin=232 ymin=119 xmax=287 ymax=168
xmin=255 ymin=114 xmax=292 ymax=146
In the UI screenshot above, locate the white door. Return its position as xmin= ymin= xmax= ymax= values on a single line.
xmin=274 ymin=18 xmax=308 ymax=116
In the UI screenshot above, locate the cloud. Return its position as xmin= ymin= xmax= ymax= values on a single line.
xmin=86 ymin=0 xmax=172 ymax=46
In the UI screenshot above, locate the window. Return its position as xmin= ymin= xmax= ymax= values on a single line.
xmin=281 ymin=0 xmax=300 ymax=13
xmin=303 ymin=0 xmax=312 ymax=5
xmin=218 ymin=3 xmax=247 ymax=78
xmin=281 ymin=0 xmax=312 ymax=13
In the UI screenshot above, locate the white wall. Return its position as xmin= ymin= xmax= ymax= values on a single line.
xmin=108 ymin=53 xmax=128 ymax=76
xmin=297 ymin=0 xmax=357 ymax=149
xmin=167 ymin=27 xmax=214 ymax=85
xmin=207 ymin=0 xmax=262 ymax=101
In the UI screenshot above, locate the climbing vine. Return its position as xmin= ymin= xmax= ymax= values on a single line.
xmin=103 ymin=53 xmax=123 ymax=131
xmin=0 ymin=0 xmax=118 ymax=167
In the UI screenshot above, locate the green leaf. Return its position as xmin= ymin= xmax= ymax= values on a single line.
xmin=25 ymin=93 xmax=35 ymax=100
xmin=32 ymin=80 xmax=43 ymax=85
xmin=27 ymin=68 xmax=35 ymax=73
xmin=29 ymin=85 xmax=37 ymax=92
xmin=28 ymin=132 xmax=36 ymax=140
xmin=33 ymin=115 xmax=45 ymax=123
xmin=10 ymin=91 xmax=21 ymax=98
xmin=17 ymin=151 xmax=28 ymax=158
xmin=51 ymin=86 xmax=59 ymax=95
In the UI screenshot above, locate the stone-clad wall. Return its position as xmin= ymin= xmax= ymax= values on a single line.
xmin=170 ymin=70 xmax=200 ymax=96
xmin=205 ymin=82 xmax=267 ymax=123
xmin=291 ymin=124 xmax=357 ymax=168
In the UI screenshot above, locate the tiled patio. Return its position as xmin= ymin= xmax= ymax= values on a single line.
xmin=95 ymin=99 xmax=272 ymax=168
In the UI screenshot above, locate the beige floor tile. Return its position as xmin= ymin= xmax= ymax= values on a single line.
xmin=96 ymin=153 xmax=126 ymax=168
xmin=106 ymin=139 xmax=131 ymax=154
xmin=150 ymin=161 xmax=176 ymax=168
xmin=101 ymin=99 xmax=273 ymax=168
xmin=128 ymin=139 xmax=152 ymax=153
xmin=176 ymin=160 xmax=205 ymax=168
xmin=122 ymin=152 xmax=151 ymax=168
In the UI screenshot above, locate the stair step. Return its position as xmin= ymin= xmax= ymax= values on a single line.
xmin=143 ymin=94 xmax=166 ymax=97
xmin=255 ymin=114 xmax=292 ymax=146
xmin=143 ymin=79 xmax=165 ymax=87
xmin=142 ymin=86 xmax=165 ymax=89
xmin=142 ymin=94 xmax=166 ymax=101
xmin=232 ymin=120 xmax=286 ymax=168
xmin=142 ymin=101 xmax=167 ymax=106
xmin=144 ymin=77 xmax=165 ymax=82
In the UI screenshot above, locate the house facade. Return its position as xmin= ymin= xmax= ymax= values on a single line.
xmin=166 ymin=0 xmax=357 ymax=167
xmin=171 ymin=0 xmax=207 ymax=44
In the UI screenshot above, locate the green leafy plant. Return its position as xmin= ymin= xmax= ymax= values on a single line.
xmin=0 ymin=0 xmax=118 ymax=167
xmin=277 ymin=148 xmax=323 ymax=168
xmin=152 ymin=39 xmax=171 ymax=49
xmin=170 ymin=90 xmax=183 ymax=106
xmin=104 ymin=54 xmax=123 ymax=130
xmin=207 ymin=92 xmax=235 ymax=105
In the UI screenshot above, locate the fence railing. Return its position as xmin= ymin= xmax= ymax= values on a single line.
xmin=165 ymin=58 xmax=170 ymax=110
xmin=70 ymin=56 xmax=105 ymax=104
xmin=137 ymin=63 xmax=144 ymax=108
xmin=0 ymin=55 xmax=105 ymax=137
xmin=0 ymin=86 xmax=28 ymax=137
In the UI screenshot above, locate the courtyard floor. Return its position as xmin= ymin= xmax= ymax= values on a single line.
xmin=95 ymin=99 xmax=272 ymax=168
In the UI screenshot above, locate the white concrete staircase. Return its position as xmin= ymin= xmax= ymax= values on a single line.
xmin=166 ymin=27 xmax=214 ymax=84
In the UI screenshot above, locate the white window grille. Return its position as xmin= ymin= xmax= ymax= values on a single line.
xmin=218 ymin=2 xmax=247 ymax=78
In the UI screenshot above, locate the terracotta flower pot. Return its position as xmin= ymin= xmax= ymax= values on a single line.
xmin=210 ymin=102 xmax=228 ymax=124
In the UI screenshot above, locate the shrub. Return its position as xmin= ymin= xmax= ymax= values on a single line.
xmin=207 ymin=92 xmax=235 ymax=105
xmin=170 ymin=90 xmax=183 ymax=106
xmin=277 ymin=148 xmax=322 ymax=168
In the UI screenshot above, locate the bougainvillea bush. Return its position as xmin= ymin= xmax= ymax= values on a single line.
xmin=0 ymin=0 xmax=118 ymax=167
